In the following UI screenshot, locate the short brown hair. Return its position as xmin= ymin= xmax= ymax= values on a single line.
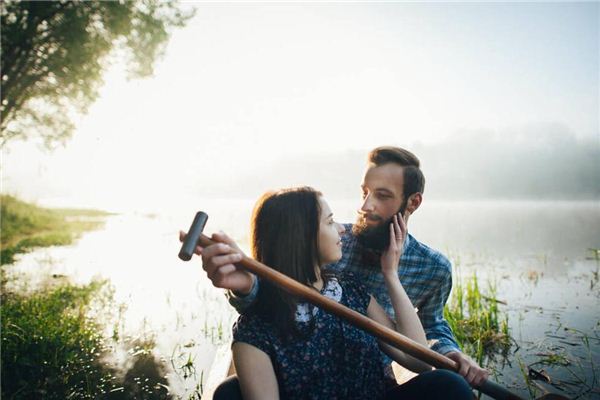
xmin=368 ymin=146 xmax=425 ymax=197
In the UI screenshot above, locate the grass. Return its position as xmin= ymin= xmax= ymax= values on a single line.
xmin=1 ymin=278 xmax=175 ymax=400
xmin=1 ymin=195 xmax=111 ymax=265
xmin=517 ymin=357 xmax=538 ymax=399
xmin=1 ymin=280 xmax=117 ymax=399
xmin=444 ymin=272 xmax=512 ymax=367
xmin=1 ymin=195 xmax=175 ymax=399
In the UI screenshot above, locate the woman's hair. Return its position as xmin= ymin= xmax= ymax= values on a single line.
xmin=249 ymin=186 xmax=323 ymax=339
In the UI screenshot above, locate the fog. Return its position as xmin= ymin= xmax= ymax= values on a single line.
xmin=204 ymin=125 xmax=600 ymax=201
xmin=1 ymin=2 xmax=598 ymax=211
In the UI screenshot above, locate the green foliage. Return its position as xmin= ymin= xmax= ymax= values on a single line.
xmin=1 ymin=0 xmax=194 ymax=148
xmin=1 ymin=279 xmax=174 ymax=400
xmin=0 ymin=195 xmax=175 ymax=398
xmin=444 ymin=273 xmax=512 ymax=366
xmin=1 ymin=280 xmax=117 ymax=399
xmin=1 ymin=195 xmax=110 ymax=265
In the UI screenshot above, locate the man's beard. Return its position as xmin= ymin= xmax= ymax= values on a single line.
xmin=352 ymin=201 xmax=407 ymax=252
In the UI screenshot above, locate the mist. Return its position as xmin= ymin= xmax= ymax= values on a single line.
xmin=206 ymin=125 xmax=600 ymax=201
xmin=1 ymin=2 xmax=597 ymax=211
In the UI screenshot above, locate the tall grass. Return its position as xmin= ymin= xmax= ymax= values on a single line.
xmin=444 ymin=273 xmax=512 ymax=366
xmin=1 ymin=280 xmax=117 ymax=399
xmin=1 ymin=195 xmax=110 ymax=265
xmin=1 ymin=196 xmax=174 ymax=399
xmin=1 ymin=279 xmax=174 ymax=400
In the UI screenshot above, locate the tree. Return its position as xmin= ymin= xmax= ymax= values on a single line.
xmin=1 ymin=0 xmax=194 ymax=148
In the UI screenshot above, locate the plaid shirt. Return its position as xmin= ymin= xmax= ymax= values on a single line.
xmin=325 ymin=224 xmax=460 ymax=355
xmin=228 ymin=223 xmax=460 ymax=356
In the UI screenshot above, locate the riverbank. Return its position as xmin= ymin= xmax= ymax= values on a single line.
xmin=0 ymin=197 xmax=178 ymax=399
xmin=1 ymin=195 xmax=112 ymax=265
xmin=2 ymin=197 xmax=110 ymax=398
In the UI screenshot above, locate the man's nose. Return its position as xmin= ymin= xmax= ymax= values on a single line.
xmin=360 ymin=194 xmax=375 ymax=213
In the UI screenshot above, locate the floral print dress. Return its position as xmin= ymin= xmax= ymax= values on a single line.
xmin=232 ymin=273 xmax=387 ymax=400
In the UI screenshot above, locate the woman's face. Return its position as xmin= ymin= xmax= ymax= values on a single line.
xmin=317 ymin=197 xmax=346 ymax=265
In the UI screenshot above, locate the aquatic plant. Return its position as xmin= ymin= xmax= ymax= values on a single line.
xmin=1 ymin=280 xmax=117 ymax=399
xmin=170 ymin=343 xmax=203 ymax=400
xmin=1 ymin=277 xmax=175 ymax=400
xmin=444 ymin=273 xmax=512 ymax=367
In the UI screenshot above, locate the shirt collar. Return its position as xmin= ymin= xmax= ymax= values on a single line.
xmin=403 ymin=233 xmax=415 ymax=253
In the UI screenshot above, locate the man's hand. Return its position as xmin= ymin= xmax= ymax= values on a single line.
xmin=445 ymin=351 xmax=489 ymax=387
xmin=179 ymin=231 xmax=255 ymax=295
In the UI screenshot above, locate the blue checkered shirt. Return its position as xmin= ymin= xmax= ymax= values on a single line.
xmin=326 ymin=224 xmax=460 ymax=355
xmin=228 ymin=223 xmax=460 ymax=356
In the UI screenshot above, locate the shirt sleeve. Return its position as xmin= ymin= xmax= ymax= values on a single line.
xmin=418 ymin=256 xmax=461 ymax=355
xmin=225 ymin=276 xmax=260 ymax=313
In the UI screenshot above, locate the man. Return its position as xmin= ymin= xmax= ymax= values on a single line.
xmin=189 ymin=146 xmax=488 ymax=396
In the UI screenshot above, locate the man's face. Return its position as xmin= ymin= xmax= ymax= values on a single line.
xmin=352 ymin=163 xmax=406 ymax=251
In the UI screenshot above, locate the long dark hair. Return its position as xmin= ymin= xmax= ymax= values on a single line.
xmin=249 ymin=186 xmax=323 ymax=339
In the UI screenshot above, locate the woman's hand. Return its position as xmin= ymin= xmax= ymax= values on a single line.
xmin=380 ymin=213 xmax=407 ymax=278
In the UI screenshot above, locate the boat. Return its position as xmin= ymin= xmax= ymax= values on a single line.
xmin=202 ymin=343 xmax=416 ymax=400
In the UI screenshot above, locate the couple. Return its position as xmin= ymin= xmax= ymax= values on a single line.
xmin=188 ymin=146 xmax=488 ymax=399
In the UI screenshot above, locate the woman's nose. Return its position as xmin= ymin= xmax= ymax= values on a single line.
xmin=337 ymin=223 xmax=346 ymax=235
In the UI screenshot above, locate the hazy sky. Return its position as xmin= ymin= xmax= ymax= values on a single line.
xmin=2 ymin=2 xmax=598 ymax=211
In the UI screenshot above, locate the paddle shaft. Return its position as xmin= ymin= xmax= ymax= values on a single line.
xmin=196 ymin=234 xmax=524 ymax=400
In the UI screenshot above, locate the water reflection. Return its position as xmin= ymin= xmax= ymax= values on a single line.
xmin=105 ymin=338 xmax=173 ymax=400
xmin=4 ymin=199 xmax=599 ymax=398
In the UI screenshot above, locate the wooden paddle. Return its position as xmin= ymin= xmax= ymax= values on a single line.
xmin=179 ymin=212 xmax=568 ymax=400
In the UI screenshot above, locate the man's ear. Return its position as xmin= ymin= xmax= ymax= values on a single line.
xmin=406 ymin=192 xmax=423 ymax=214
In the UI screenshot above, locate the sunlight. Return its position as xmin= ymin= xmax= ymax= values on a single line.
xmin=2 ymin=3 xmax=597 ymax=212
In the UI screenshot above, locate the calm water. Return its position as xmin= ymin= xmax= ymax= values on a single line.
xmin=5 ymin=199 xmax=600 ymax=399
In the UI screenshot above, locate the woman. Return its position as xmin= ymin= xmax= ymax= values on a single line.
xmin=207 ymin=187 xmax=472 ymax=400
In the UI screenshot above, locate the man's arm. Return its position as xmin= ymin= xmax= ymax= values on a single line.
xmin=225 ymin=278 xmax=259 ymax=312
xmin=179 ymin=230 xmax=259 ymax=313
xmin=418 ymin=256 xmax=488 ymax=386
xmin=417 ymin=259 xmax=461 ymax=354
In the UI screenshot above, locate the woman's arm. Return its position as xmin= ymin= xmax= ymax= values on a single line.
xmin=232 ymin=342 xmax=279 ymax=400
xmin=368 ymin=213 xmax=431 ymax=372
xmin=367 ymin=295 xmax=431 ymax=372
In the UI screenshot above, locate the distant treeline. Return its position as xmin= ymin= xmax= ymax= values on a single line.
xmin=419 ymin=131 xmax=600 ymax=200
xmin=213 ymin=129 xmax=600 ymax=200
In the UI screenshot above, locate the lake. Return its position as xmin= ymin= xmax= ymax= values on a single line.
xmin=5 ymin=199 xmax=600 ymax=399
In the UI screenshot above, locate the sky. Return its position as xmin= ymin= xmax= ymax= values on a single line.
xmin=2 ymin=2 xmax=599 ymax=212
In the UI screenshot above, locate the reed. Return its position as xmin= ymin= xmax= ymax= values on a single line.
xmin=1 ymin=278 xmax=177 ymax=400
xmin=444 ymin=272 xmax=512 ymax=366
xmin=1 ymin=280 xmax=117 ymax=399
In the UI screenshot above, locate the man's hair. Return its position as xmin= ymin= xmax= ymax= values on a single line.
xmin=368 ymin=146 xmax=425 ymax=198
